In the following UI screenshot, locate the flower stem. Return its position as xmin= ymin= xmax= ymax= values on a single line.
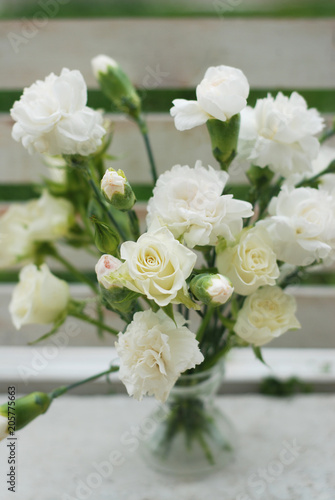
xmin=50 ymin=248 xmax=98 ymax=294
xmin=49 ymin=365 xmax=119 ymax=400
xmin=196 ymin=306 xmax=214 ymax=343
xmin=84 ymin=168 xmax=128 ymax=242
xmin=136 ymin=116 xmax=158 ymax=184
xmin=69 ymin=310 xmax=118 ymax=336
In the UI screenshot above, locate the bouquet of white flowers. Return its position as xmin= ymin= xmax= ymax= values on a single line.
xmin=1 ymin=56 xmax=335 ymax=473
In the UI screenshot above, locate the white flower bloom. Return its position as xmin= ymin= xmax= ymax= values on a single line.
xmin=217 ymin=226 xmax=280 ymax=295
xmin=147 ymin=161 xmax=253 ymax=248
xmin=0 ymin=191 xmax=74 ymax=269
xmin=259 ymin=186 xmax=335 ymax=266
xmin=11 ymin=68 xmax=105 ymax=156
xmin=9 ymin=264 xmax=70 ymax=330
xmin=95 ymin=254 xmax=122 ymax=289
xmin=0 ymin=415 xmax=8 ymax=441
xmin=0 ymin=204 xmax=35 ymax=268
xmin=91 ymin=55 xmax=118 ymax=78
xmin=115 ymin=310 xmax=204 ymax=402
xmin=25 ymin=190 xmax=74 ymax=242
xmin=234 ymin=286 xmax=301 ymax=346
xmin=120 ymin=227 xmax=196 ymax=307
xmin=239 ymin=92 xmax=324 ymax=180
xmin=101 ymin=169 xmax=126 ymax=200
xmin=206 ymin=275 xmax=234 ymax=305
xmin=170 ymin=65 xmax=249 ymax=130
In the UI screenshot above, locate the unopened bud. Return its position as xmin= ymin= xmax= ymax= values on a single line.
xmin=95 ymin=254 xmax=122 ymax=289
xmin=0 ymin=392 xmax=52 ymax=439
xmin=190 ymin=273 xmax=234 ymax=306
xmin=101 ymin=168 xmax=136 ymax=211
xmin=91 ymin=54 xmax=141 ymax=119
xmin=91 ymin=216 xmax=120 ymax=255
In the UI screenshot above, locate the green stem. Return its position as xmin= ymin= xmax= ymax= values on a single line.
xmin=136 ymin=117 xmax=158 ymax=184
xmin=51 ymin=248 xmax=98 ymax=294
xmin=49 ymin=365 xmax=119 ymax=400
xmin=296 ymin=160 xmax=335 ymax=188
xmin=196 ymin=306 xmax=214 ymax=343
xmin=85 ymin=170 xmax=128 ymax=242
xmin=69 ymin=311 xmax=118 ymax=336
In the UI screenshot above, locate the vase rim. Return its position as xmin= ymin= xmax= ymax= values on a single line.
xmin=177 ymin=360 xmax=225 ymax=382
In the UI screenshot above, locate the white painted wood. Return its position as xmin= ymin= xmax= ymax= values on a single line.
xmin=0 ymin=346 xmax=334 ymax=393
xmin=0 ymin=284 xmax=334 ymax=348
xmin=0 ymin=19 xmax=334 ymax=88
xmin=0 ymin=392 xmax=334 ymax=499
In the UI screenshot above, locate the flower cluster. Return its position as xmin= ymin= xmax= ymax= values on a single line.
xmin=2 ymin=56 xmax=335 ymax=442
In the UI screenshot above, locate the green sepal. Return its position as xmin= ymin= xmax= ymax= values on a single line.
xmin=161 ymin=303 xmax=176 ymax=325
xmin=206 ymin=114 xmax=240 ymax=171
xmin=252 ymin=345 xmax=268 ymax=366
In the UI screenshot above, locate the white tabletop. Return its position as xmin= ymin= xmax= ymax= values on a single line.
xmin=0 ymin=393 xmax=334 ymax=500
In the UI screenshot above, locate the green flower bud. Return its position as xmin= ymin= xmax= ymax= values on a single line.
xmin=190 ymin=273 xmax=234 ymax=306
xmin=91 ymin=55 xmax=141 ymax=119
xmin=101 ymin=168 xmax=136 ymax=211
xmin=0 ymin=392 xmax=52 ymax=440
xmin=91 ymin=216 xmax=120 ymax=255
xmin=206 ymin=114 xmax=240 ymax=170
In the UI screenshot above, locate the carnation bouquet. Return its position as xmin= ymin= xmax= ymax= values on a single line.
xmin=1 ymin=56 xmax=334 ymax=473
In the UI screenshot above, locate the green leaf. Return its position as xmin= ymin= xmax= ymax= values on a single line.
xmin=252 ymin=345 xmax=268 ymax=366
xmin=28 ymin=318 xmax=65 ymax=345
xmin=162 ymin=303 xmax=176 ymax=324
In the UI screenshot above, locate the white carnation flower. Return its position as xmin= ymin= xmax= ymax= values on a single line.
xmin=170 ymin=65 xmax=249 ymax=131
xmin=0 ymin=191 xmax=74 ymax=269
xmin=234 ymin=286 xmax=301 ymax=346
xmin=147 ymin=161 xmax=253 ymax=248
xmin=120 ymin=227 xmax=196 ymax=307
xmin=115 ymin=310 xmax=204 ymax=402
xmin=11 ymin=68 xmax=105 ymax=156
xmin=259 ymin=186 xmax=335 ymax=266
xmin=217 ymin=226 xmax=280 ymax=295
xmin=239 ymin=92 xmax=324 ymax=180
xmin=9 ymin=264 xmax=70 ymax=330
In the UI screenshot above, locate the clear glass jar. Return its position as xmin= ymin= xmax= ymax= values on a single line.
xmin=140 ymin=361 xmax=236 ymax=477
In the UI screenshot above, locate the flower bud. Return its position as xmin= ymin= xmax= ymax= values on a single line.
xmin=0 ymin=392 xmax=52 ymax=440
xmin=101 ymin=168 xmax=136 ymax=211
xmin=91 ymin=55 xmax=141 ymax=119
xmin=190 ymin=273 xmax=234 ymax=306
xmin=90 ymin=217 xmax=120 ymax=255
xmin=95 ymin=254 xmax=122 ymax=289
xmin=206 ymin=114 xmax=240 ymax=170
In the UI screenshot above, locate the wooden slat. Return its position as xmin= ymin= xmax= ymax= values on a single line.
xmin=0 ymin=284 xmax=334 ymax=348
xmin=0 ymin=19 xmax=334 ymax=89
xmin=0 ymin=346 xmax=334 ymax=393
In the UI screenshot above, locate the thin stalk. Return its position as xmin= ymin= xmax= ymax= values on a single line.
xmin=85 ymin=172 xmax=128 ymax=242
xmin=51 ymin=249 xmax=98 ymax=294
xmin=196 ymin=306 xmax=214 ymax=344
xmin=136 ymin=117 xmax=158 ymax=184
xmin=49 ymin=365 xmax=119 ymax=400
xmin=69 ymin=311 xmax=118 ymax=336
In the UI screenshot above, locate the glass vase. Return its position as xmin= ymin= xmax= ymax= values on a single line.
xmin=140 ymin=361 xmax=236 ymax=476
